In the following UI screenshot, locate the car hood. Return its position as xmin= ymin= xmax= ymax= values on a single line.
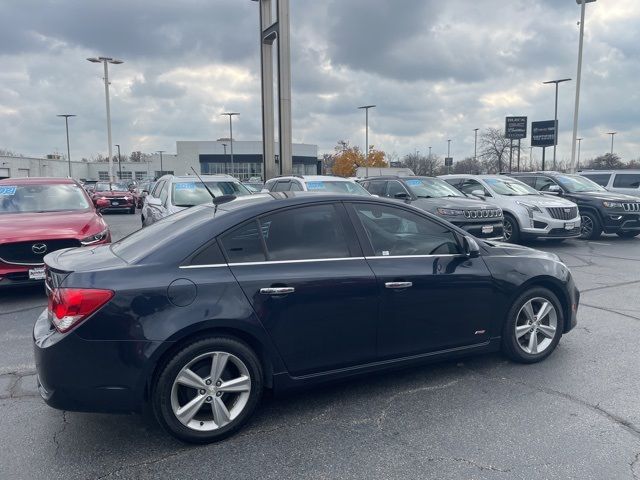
xmin=0 ymin=211 xmax=106 ymax=243
xmin=412 ymin=197 xmax=500 ymax=211
xmin=509 ymin=195 xmax=576 ymax=207
xmin=486 ymin=241 xmax=561 ymax=263
xmin=93 ymin=191 xmax=131 ymax=197
xmin=564 ymin=190 xmax=640 ymax=202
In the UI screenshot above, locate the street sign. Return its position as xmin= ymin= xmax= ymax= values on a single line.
xmin=531 ymin=120 xmax=557 ymax=147
xmin=505 ymin=116 xmax=528 ymax=140
xmin=444 ymin=157 xmax=453 ymax=167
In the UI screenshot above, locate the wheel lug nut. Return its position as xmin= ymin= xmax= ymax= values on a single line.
xmin=206 ymin=396 xmax=213 ymax=402
xmin=199 ymin=389 xmax=206 ymax=395
xmin=216 ymin=381 xmax=222 ymax=387
xmin=205 ymin=379 xmax=212 ymax=385
xmin=216 ymin=392 xmax=222 ymax=397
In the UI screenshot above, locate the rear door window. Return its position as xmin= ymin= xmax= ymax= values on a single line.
xmin=581 ymin=173 xmax=611 ymax=187
xmin=386 ymin=181 xmax=409 ymax=198
xmin=535 ymin=176 xmax=557 ymax=192
xmin=366 ymin=181 xmax=387 ymax=196
xmin=219 ymin=220 xmax=267 ymax=263
xmin=612 ymin=174 xmax=640 ymax=189
xmin=273 ymin=181 xmax=291 ymax=192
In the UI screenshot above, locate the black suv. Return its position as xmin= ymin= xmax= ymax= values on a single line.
xmin=510 ymin=172 xmax=640 ymax=239
xmin=359 ymin=176 xmax=504 ymax=240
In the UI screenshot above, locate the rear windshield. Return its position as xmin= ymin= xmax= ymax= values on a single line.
xmin=95 ymin=182 xmax=129 ymax=192
xmin=0 ymin=183 xmax=91 ymax=214
xmin=171 ymin=181 xmax=251 ymax=207
xmin=111 ymin=205 xmax=223 ymax=262
xmin=304 ymin=181 xmax=370 ymax=196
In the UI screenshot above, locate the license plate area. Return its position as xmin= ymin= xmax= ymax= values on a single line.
xmin=29 ymin=267 xmax=46 ymax=280
xmin=481 ymin=225 xmax=494 ymax=234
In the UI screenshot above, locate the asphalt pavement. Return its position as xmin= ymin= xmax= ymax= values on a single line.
xmin=1 ymin=212 xmax=639 ymax=480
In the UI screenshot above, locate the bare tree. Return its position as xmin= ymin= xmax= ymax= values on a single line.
xmin=582 ymin=153 xmax=625 ymax=170
xmin=401 ymin=152 xmax=442 ymax=176
xmin=452 ymin=157 xmax=483 ymax=174
xmin=320 ymin=153 xmax=335 ymax=175
xmin=479 ymin=128 xmax=523 ymax=173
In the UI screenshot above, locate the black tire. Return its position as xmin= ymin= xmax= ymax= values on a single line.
xmin=501 ymin=287 xmax=564 ymax=364
xmin=129 ymin=206 xmax=136 ymax=214
xmin=616 ymin=231 xmax=639 ymax=239
xmin=153 ymin=336 xmax=263 ymax=444
xmin=579 ymin=211 xmax=601 ymax=240
xmin=503 ymin=214 xmax=521 ymax=244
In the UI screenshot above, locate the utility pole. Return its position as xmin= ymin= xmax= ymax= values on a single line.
xmin=157 ymin=150 xmax=165 ymax=177
xmin=115 ymin=144 xmax=122 ymax=180
xmin=474 ymin=128 xmax=479 ymax=162
xmin=57 ymin=114 xmax=76 ymax=178
xmin=358 ymin=105 xmax=376 ymax=177
xmin=607 ymin=132 xmax=617 ymax=155
xmin=221 ymin=113 xmax=239 ymax=177
xmin=543 ymin=78 xmax=572 ymax=169
xmin=577 ymin=137 xmax=583 ymax=169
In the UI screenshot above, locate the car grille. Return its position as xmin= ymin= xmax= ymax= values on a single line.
xmin=0 ymin=239 xmax=81 ymax=265
xmin=547 ymin=207 xmax=578 ymax=220
xmin=463 ymin=209 xmax=502 ymax=219
xmin=623 ymin=203 xmax=640 ymax=212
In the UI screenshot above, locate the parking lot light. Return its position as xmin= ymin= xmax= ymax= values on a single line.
xmin=56 ymin=114 xmax=76 ymax=177
xmin=543 ymin=78 xmax=572 ymax=169
xmin=358 ymin=105 xmax=376 ymax=177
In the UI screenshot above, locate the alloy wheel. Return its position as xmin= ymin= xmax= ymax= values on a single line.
xmin=580 ymin=215 xmax=593 ymax=239
xmin=514 ymin=297 xmax=558 ymax=355
xmin=170 ymin=351 xmax=251 ymax=431
xmin=503 ymin=219 xmax=513 ymax=241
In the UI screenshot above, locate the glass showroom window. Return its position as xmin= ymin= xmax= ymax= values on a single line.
xmin=98 ymin=171 xmax=109 ymax=181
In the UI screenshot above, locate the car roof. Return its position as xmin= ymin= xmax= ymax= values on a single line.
xmin=578 ymin=169 xmax=640 ymax=173
xmin=271 ymin=175 xmax=355 ymax=182
xmin=0 ymin=176 xmax=77 ymax=185
xmin=161 ymin=174 xmax=238 ymax=182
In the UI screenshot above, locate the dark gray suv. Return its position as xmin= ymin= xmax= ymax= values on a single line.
xmin=359 ymin=176 xmax=504 ymax=240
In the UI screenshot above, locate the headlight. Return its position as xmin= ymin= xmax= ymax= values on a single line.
xmin=603 ymin=201 xmax=624 ymax=208
xmin=437 ymin=208 xmax=464 ymax=216
xmin=124 ymin=196 xmax=132 ymax=201
xmin=81 ymin=228 xmax=109 ymax=246
xmin=516 ymin=201 xmax=542 ymax=216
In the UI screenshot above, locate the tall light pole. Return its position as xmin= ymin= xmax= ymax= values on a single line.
xmin=157 ymin=150 xmax=165 ymax=177
xmin=577 ymin=137 xmax=583 ymax=169
xmin=358 ymin=105 xmax=376 ymax=177
xmin=473 ymin=128 xmax=479 ymax=161
xmin=607 ymin=132 xmax=617 ymax=155
xmin=543 ymin=78 xmax=572 ymax=169
xmin=87 ymin=57 xmax=124 ymax=182
xmin=114 ymin=144 xmax=122 ymax=180
xmin=221 ymin=113 xmax=239 ymax=177
xmin=570 ymin=0 xmax=597 ymax=172
xmin=57 ymin=114 xmax=76 ymax=178
xmin=222 ymin=143 xmax=228 ymax=157
xmin=447 ymin=139 xmax=452 ymax=174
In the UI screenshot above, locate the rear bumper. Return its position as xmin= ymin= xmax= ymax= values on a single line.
xmin=33 ymin=309 xmax=158 ymax=414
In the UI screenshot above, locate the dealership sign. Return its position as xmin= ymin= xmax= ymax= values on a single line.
xmin=531 ymin=120 xmax=557 ymax=147
xmin=505 ymin=116 xmax=528 ymax=140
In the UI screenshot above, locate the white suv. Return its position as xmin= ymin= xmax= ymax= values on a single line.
xmin=141 ymin=174 xmax=252 ymax=227
xmin=578 ymin=170 xmax=640 ymax=198
xmin=262 ymin=175 xmax=371 ymax=196
xmin=440 ymin=175 xmax=581 ymax=243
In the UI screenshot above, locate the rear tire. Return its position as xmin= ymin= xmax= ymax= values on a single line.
xmin=503 ymin=214 xmax=521 ymax=244
xmin=579 ymin=211 xmax=601 ymax=240
xmin=153 ymin=336 xmax=263 ymax=444
xmin=502 ymin=287 xmax=564 ymax=364
xmin=616 ymin=231 xmax=639 ymax=239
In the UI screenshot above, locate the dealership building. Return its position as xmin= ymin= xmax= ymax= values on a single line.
xmin=0 ymin=140 xmax=319 ymax=182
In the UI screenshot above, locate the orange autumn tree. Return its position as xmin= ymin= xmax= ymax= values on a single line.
xmin=331 ymin=140 xmax=388 ymax=177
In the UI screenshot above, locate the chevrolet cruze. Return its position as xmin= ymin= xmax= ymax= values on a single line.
xmin=34 ymin=193 xmax=579 ymax=443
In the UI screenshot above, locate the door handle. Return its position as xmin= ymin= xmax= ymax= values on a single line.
xmin=385 ymin=282 xmax=413 ymax=289
xmin=260 ymin=287 xmax=295 ymax=295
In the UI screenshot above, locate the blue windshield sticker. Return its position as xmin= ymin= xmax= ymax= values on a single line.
xmin=0 ymin=186 xmax=17 ymax=195
xmin=405 ymin=179 xmax=422 ymax=186
xmin=306 ymin=181 xmax=326 ymax=190
xmin=174 ymin=182 xmax=196 ymax=191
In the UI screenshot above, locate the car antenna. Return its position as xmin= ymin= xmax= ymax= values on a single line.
xmin=190 ymin=167 xmax=216 ymax=200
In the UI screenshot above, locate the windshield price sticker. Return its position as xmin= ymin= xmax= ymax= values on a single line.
xmin=0 ymin=186 xmax=17 ymax=195
xmin=175 ymin=183 xmax=196 ymax=191
xmin=405 ymin=180 xmax=422 ymax=186
xmin=306 ymin=182 xmax=325 ymax=190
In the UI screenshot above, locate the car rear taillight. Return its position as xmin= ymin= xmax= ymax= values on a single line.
xmin=48 ymin=288 xmax=114 ymax=333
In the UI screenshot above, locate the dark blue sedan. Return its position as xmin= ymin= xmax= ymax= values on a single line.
xmin=34 ymin=193 xmax=579 ymax=443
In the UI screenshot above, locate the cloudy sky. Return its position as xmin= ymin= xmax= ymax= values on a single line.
xmin=1 ymin=0 xmax=638 ymax=164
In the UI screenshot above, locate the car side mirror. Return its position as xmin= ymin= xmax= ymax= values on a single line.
xmin=462 ymin=235 xmax=480 ymax=258
xmin=471 ymin=189 xmax=486 ymax=198
xmin=394 ymin=192 xmax=410 ymax=199
xmin=546 ymin=185 xmax=562 ymax=195
xmin=147 ymin=197 xmax=162 ymax=207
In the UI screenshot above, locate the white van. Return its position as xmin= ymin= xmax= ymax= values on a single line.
xmin=578 ymin=170 xmax=640 ymax=198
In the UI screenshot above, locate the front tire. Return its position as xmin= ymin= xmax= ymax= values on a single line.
xmin=503 ymin=214 xmax=521 ymax=244
xmin=153 ymin=337 xmax=263 ymax=444
xmin=579 ymin=211 xmax=601 ymax=240
xmin=502 ymin=287 xmax=564 ymax=364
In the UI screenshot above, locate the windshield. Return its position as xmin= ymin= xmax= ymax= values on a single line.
xmin=555 ymin=174 xmax=606 ymax=193
xmin=171 ymin=181 xmax=251 ymax=207
xmin=305 ymin=180 xmax=370 ymax=196
xmin=403 ymin=178 xmax=463 ymax=198
xmin=95 ymin=182 xmax=129 ymax=192
xmin=0 ymin=184 xmax=91 ymax=214
xmin=484 ymin=178 xmax=539 ymax=196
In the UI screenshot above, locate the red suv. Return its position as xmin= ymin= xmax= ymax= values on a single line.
xmin=0 ymin=177 xmax=111 ymax=287
xmin=92 ymin=181 xmax=136 ymax=214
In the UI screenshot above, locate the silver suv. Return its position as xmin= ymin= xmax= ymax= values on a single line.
xmin=141 ymin=174 xmax=252 ymax=227
xmin=262 ymin=175 xmax=371 ymax=196
xmin=440 ymin=175 xmax=581 ymax=243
